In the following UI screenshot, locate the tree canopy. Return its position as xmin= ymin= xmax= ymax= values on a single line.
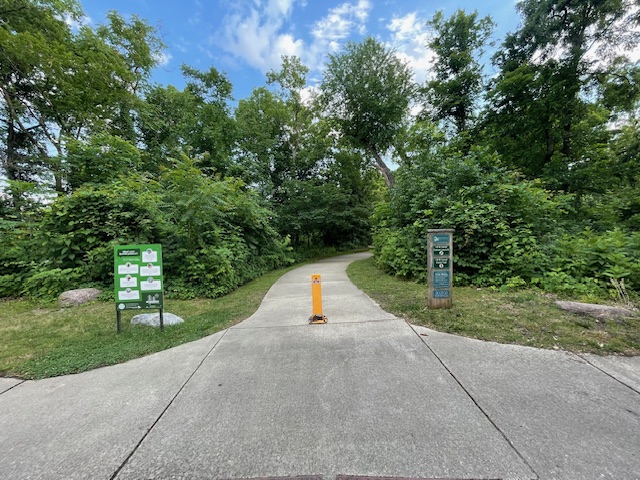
xmin=2 ymin=1 xmax=640 ymax=300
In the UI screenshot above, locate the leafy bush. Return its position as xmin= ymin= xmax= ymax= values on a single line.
xmin=11 ymin=158 xmax=292 ymax=300
xmin=160 ymin=158 xmax=292 ymax=298
xmin=0 ymin=218 xmax=37 ymax=297
xmin=374 ymin=147 xmax=568 ymax=286
xmin=373 ymin=142 xmax=640 ymax=298
xmin=37 ymin=176 xmax=165 ymax=274
xmin=21 ymin=267 xmax=87 ymax=299
xmin=546 ymin=228 xmax=640 ymax=295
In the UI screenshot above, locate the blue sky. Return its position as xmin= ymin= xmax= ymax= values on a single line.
xmin=78 ymin=0 xmax=522 ymax=101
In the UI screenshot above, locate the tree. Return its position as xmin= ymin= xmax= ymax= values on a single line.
xmin=424 ymin=9 xmax=494 ymax=138
xmin=236 ymin=55 xmax=376 ymax=249
xmin=138 ymin=66 xmax=236 ymax=176
xmin=0 ymin=1 xmax=164 ymax=205
xmin=1 ymin=0 xmax=81 ymax=205
xmin=484 ymin=0 xmax=640 ymax=190
xmin=234 ymin=86 xmax=290 ymax=197
xmin=320 ymin=37 xmax=415 ymax=188
xmin=266 ymin=56 xmax=312 ymax=170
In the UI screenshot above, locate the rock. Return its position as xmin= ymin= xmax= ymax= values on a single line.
xmin=58 ymin=288 xmax=102 ymax=307
xmin=555 ymin=301 xmax=636 ymax=319
xmin=131 ymin=312 xmax=184 ymax=327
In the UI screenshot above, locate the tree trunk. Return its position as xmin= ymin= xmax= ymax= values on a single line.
xmin=4 ymin=119 xmax=21 ymax=211
xmin=370 ymin=146 xmax=395 ymax=188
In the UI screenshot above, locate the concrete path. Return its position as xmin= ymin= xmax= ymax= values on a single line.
xmin=1 ymin=252 xmax=639 ymax=480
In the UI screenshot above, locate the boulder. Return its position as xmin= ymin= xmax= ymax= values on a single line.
xmin=131 ymin=312 xmax=184 ymax=327
xmin=555 ymin=300 xmax=636 ymax=319
xmin=58 ymin=288 xmax=102 ymax=307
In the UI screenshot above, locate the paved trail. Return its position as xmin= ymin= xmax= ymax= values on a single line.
xmin=1 ymin=252 xmax=639 ymax=480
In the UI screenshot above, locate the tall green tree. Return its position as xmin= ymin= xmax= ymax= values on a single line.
xmin=266 ymin=55 xmax=313 ymax=171
xmin=320 ymin=37 xmax=415 ymax=188
xmin=236 ymin=56 xmax=376 ymax=248
xmin=138 ymin=66 xmax=236 ymax=176
xmin=484 ymin=0 xmax=640 ymax=190
xmin=424 ymin=9 xmax=494 ymax=138
xmin=235 ymin=86 xmax=290 ymax=198
xmin=0 ymin=0 xmax=164 ymax=204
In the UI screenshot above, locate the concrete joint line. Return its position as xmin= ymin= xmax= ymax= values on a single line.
xmin=407 ymin=322 xmax=540 ymax=480
xmin=231 ymin=318 xmax=399 ymax=330
xmin=576 ymin=353 xmax=640 ymax=396
xmin=0 ymin=379 xmax=26 ymax=395
xmin=109 ymin=329 xmax=230 ymax=480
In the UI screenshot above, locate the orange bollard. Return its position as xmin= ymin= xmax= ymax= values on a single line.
xmin=309 ymin=274 xmax=327 ymax=324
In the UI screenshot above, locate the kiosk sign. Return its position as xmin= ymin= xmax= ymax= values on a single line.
xmin=427 ymin=229 xmax=454 ymax=309
xmin=114 ymin=244 xmax=164 ymax=311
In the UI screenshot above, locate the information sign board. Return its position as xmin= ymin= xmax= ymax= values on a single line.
xmin=434 ymin=257 xmax=450 ymax=269
xmin=114 ymin=244 xmax=163 ymax=311
xmin=433 ymin=234 xmax=450 ymax=244
xmin=428 ymin=229 xmax=454 ymax=309
xmin=433 ymin=271 xmax=450 ymax=288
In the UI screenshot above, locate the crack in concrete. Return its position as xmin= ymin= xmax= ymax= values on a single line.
xmin=407 ymin=322 xmax=540 ymax=480
xmin=231 ymin=318 xmax=400 ymax=330
xmin=577 ymin=353 xmax=640 ymax=396
xmin=0 ymin=379 xmax=26 ymax=395
xmin=109 ymin=329 xmax=230 ymax=480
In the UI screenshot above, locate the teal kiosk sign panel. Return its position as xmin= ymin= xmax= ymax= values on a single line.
xmin=114 ymin=244 xmax=164 ymax=332
xmin=428 ymin=229 xmax=454 ymax=308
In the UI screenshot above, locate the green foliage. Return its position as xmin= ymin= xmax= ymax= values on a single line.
xmin=156 ymin=157 xmax=292 ymax=298
xmin=424 ymin=9 xmax=494 ymax=136
xmin=65 ymin=134 xmax=142 ymax=189
xmin=138 ymin=66 xmax=236 ymax=177
xmin=21 ymin=267 xmax=86 ymax=299
xmin=374 ymin=146 xmax=567 ymax=286
xmin=373 ymin=139 xmax=640 ymax=298
xmin=37 ymin=177 xmax=164 ymax=274
xmin=1 ymin=0 xmax=166 ymax=204
xmin=320 ymin=37 xmax=414 ymax=186
xmin=547 ymin=229 xmax=640 ymax=293
xmin=484 ymin=0 xmax=640 ymax=192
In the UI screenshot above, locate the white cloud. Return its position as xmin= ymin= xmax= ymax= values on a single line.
xmin=305 ymin=0 xmax=372 ymax=71
xmin=215 ymin=1 xmax=304 ymax=74
xmin=154 ymin=51 xmax=173 ymax=67
xmin=216 ymin=0 xmax=373 ymax=76
xmin=265 ymin=0 xmax=295 ymax=19
xmin=386 ymin=12 xmax=434 ymax=84
xmin=63 ymin=14 xmax=92 ymax=31
xmin=311 ymin=0 xmax=371 ymax=45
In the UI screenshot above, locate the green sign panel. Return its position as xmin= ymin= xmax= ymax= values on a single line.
xmin=114 ymin=244 xmax=163 ymax=311
xmin=432 ymin=234 xmax=450 ymax=244
xmin=433 ymin=246 xmax=450 ymax=256
xmin=433 ymin=271 xmax=450 ymax=288
xmin=433 ymin=257 xmax=450 ymax=269
xmin=433 ymin=289 xmax=451 ymax=299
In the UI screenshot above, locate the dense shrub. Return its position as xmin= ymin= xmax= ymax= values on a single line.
xmin=373 ymin=144 xmax=640 ymax=298
xmin=0 ymin=218 xmax=38 ymax=297
xmin=160 ymin=159 xmax=292 ymax=298
xmin=374 ymin=147 xmax=569 ymax=286
xmin=544 ymin=229 xmax=640 ymax=294
xmin=13 ymin=159 xmax=292 ymax=299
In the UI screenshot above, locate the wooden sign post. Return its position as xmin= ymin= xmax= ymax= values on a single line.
xmin=427 ymin=229 xmax=454 ymax=309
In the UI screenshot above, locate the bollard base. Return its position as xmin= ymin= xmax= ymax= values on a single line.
xmin=309 ymin=314 xmax=328 ymax=324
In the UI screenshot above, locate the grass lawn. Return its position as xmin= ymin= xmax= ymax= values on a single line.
xmin=0 ymin=265 xmax=297 ymax=379
xmin=348 ymin=257 xmax=640 ymax=356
